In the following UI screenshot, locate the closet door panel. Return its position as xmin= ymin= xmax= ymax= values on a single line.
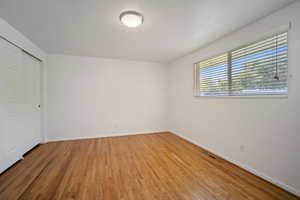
xmin=0 ymin=38 xmax=24 ymax=173
xmin=21 ymin=53 xmax=41 ymax=153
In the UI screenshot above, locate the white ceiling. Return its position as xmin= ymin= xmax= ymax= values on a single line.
xmin=0 ymin=0 xmax=296 ymax=63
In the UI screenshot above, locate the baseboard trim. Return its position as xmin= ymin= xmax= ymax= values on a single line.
xmin=170 ymin=130 xmax=300 ymax=197
xmin=46 ymin=130 xmax=167 ymax=143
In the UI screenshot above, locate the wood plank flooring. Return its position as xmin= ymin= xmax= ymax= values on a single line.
xmin=0 ymin=132 xmax=298 ymax=200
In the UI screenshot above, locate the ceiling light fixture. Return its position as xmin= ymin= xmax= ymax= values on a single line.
xmin=120 ymin=11 xmax=144 ymax=28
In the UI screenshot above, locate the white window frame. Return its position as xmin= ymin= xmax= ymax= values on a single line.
xmin=194 ymin=30 xmax=290 ymax=98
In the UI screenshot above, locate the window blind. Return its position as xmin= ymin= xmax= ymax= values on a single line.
xmin=195 ymin=31 xmax=288 ymax=97
xmin=195 ymin=53 xmax=229 ymax=96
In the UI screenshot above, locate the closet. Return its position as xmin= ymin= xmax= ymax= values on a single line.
xmin=0 ymin=37 xmax=42 ymax=173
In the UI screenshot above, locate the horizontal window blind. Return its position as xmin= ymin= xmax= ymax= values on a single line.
xmin=195 ymin=31 xmax=288 ymax=97
xmin=195 ymin=53 xmax=229 ymax=96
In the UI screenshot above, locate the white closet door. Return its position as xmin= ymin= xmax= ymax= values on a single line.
xmin=0 ymin=37 xmax=41 ymax=174
xmin=21 ymin=52 xmax=42 ymax=153
xmin=0 ymin=37 xmax=23 ymax=173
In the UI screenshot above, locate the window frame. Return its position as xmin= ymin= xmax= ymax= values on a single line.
xmin=194 ymin=30 xmax=290 ymax=98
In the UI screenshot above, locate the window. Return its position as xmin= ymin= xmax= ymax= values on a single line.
xmin=194 ymin=32 xmax=288 ymax=97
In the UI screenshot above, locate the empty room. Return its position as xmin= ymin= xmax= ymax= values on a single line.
xmin=0 ymin=0 xmax=300 ymax=199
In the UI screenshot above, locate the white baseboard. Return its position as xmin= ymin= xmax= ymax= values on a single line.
xmin=46 ymin=130 xmax=167 ymax=143
xmin=170 ymin=130 xmax=300 ymax=197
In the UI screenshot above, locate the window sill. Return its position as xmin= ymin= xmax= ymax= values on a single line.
xmin=193 ymin=95 xmax=288 ymax=99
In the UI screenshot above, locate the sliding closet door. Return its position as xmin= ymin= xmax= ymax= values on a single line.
xmin=22 ymin=52 xmax=42 ymax=153
xmin=0 ymin=37 xmax=24 ymax=173
xmin=0 ymin=37 xmax=42 ymax=173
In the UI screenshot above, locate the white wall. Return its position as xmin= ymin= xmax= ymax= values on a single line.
xmin=168 ymin=1 xmax=300 ymax=196
xmin=46 ymin=55 xmax=167 ymax=141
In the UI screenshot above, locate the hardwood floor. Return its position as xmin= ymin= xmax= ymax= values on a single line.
xmin=0 ymin=132 xmax=298 ymax=200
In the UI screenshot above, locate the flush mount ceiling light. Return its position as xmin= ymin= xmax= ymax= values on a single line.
xmin=120 ymin=11 xmax=144 ymax=28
